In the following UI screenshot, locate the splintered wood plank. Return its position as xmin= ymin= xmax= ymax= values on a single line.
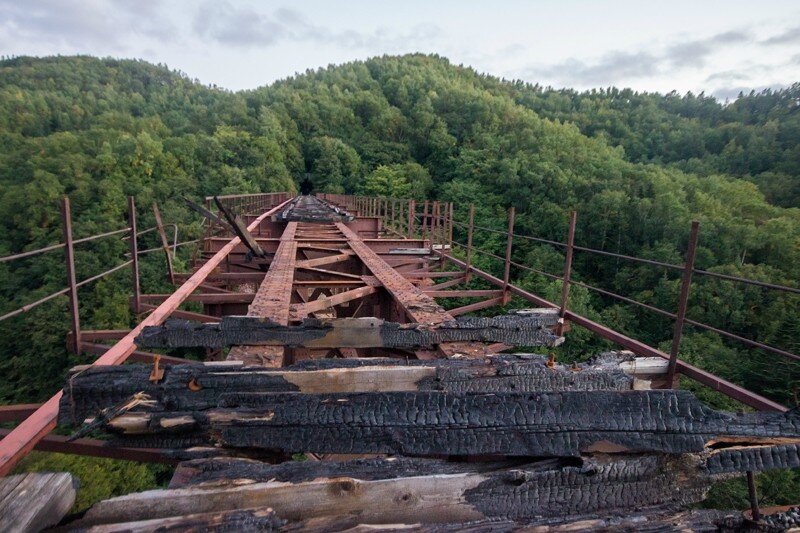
xmin=82 ymin=508 xmax=285 ymax=532
xmin=227 ymin=222 xmax=297 ymax=366
xmin=96 ymin=390 xmax=800 ymax=459
xmin=59 ymin=353 xmax=644 ymax=424
xmin=75 ymin=455 xmax=711 ymax=527
xmin=0 ymin=472 xmax=76 ymax=532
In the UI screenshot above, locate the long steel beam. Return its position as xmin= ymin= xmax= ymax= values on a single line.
xmin=0 ymin=197 xmax=292 ymax=476
xmin=336 ymin=223 xmax=453 ymax=325
xmin=227 ymin=222 xmax=298 ymax=366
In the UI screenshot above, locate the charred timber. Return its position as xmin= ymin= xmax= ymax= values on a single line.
xmin=58 ymin=354 xmax=636 ymax=425
xmin=136 ymin=312 xmax=563 ymax=350
xmin=62 ymin=389 xmax=800 ymax=460
xmin=71 ymin=455 xmax=713 ymax=527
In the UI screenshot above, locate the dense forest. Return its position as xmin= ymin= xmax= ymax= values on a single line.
xmin=0 ymin=54 xmax=798 ymax=508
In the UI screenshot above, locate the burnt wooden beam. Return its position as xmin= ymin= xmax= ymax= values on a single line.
xmin=71 ymin=455 xmax=714 ymax=528
xmin=136 ymin=312 xmax=563 ymax=350
xmin=84 ymin=389 xmax=800 ymax=459
xmin=58 ymin=353 xmax=641 ymax=425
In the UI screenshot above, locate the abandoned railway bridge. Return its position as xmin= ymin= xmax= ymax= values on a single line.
xmin=0 ymin=191 xmax=798 ymax=530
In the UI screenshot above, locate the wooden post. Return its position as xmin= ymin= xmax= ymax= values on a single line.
xmin=465 ymin=204 xmax=475 ymax=282
xmin=408 ymin=199 xmax=415 ymax=238
xmin=557 ymin=211 xmax=577 ymax=335
xmin=666 ymin=220 xmax=700 ymax=388
xmin=502 ymin=207 xmax=515 ymax=303
xmin=61 ymin=197 xmax=81 ymax=354
xmin=747 ymin=471 xmax=761 ymax=521
xmin=152 ymin=202 xmax=175 ymax=285
xmin=129 ymin=196 xmax=141 ymax=314
xmin=391 ymin=200 xmax=396 ymax=232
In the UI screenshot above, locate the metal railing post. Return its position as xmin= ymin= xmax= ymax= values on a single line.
xmin=557 ymin=211 xmax=578 ymax=335
xmin=391 ymin=199 xmax=396 ymax=232
xmin=666 ymin=220 xmax=700 ymax=387
xmin=129 ymin=196 xmax=141 ymax=314
xmin=465 ymin=204 xmax=475 ymax=282
xmin=422 ymin=201 xmax=429 ymax=238
xmin=502 ymin=207 xmax=516 ymax=303
xmin=448 ymin=202 xmax=454 ymax=253
xmin=408 ymin=199 xmax=415 ymax=238
xmin=433 ymin=202 xmax=440 ymax=253
xmin=61 ymin=197 xmax=81 ymax=354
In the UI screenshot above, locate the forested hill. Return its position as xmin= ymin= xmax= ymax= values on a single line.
xmin=0 ymin=54 xmax=798 ymax=411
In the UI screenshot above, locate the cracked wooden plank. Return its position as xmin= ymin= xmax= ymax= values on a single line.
xmin=86 ymin=389 xmax=800 ymax=458
xmin=58 ymin=353 xmax=640 ymax=425
xmin=0 ymin=472 xmax=77 ymax=532
xmin=71 ymin=455 xmax=714 ymax=528
xmin=137 ymin=312 xmax=562 ymax=350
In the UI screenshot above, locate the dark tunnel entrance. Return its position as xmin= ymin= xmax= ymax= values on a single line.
xmin=299 ymin=176 xmax=314 ymax=195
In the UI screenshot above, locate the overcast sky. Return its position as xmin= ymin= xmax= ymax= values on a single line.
xmin=2 ymin=0 xmax=799 ymax=100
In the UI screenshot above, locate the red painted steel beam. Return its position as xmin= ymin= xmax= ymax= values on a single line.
xmin=291 ymin=285 xmax=377 ymax=318
xmin=227 ymin=222 xmax=298 ymax=366
xmin=295 ymin=251 xmax=354 ymax=269
xmin=80 ymin=342 xmax=190 ymax=365
xmin=448 ymin=296 xmax=506 ymax=317
xmin=336 ymin=222 xmax=453 ymax=325
xmin=0 ymin=405 xmax=41 ymax=423
xmin=0 ymin=197 xmax=292 ymax=476
xmin=0 ymin=429 xmax=176 ymax=464
xmin=139 ymin=293 xmax=256 ymax=305
xmin=423 ymin=289 xmax=503 ymax=298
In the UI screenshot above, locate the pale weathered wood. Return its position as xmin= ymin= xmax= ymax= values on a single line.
xmin=0 ymin=472 xmax=76 ymax=532
xmin=75 ymin=455 xmax=711 ymax=528
xmin=58 ymin=354 xmax=638 ymax=425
